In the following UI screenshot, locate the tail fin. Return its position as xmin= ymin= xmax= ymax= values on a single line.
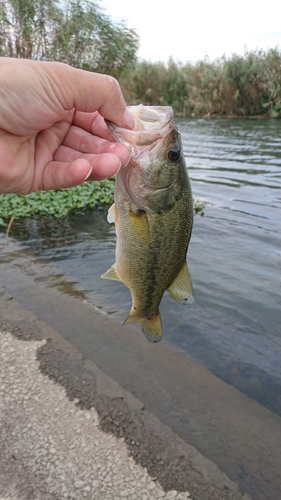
xmin=124 ymin=310 xmax=162 ymax=343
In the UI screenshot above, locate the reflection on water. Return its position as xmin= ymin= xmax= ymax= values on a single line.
xmin=7 ymin=118 xmax=281 ymax=415
xmin=1 ymin=118 xmax=281 ymax=499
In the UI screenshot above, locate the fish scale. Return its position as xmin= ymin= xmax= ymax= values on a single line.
xmin=102 ymin=105 xmax=194 ymax=343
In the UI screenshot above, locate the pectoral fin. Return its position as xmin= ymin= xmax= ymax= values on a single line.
xmin=107 ymin=203 xmax=118 ymax=234
xmin=101 ymin=263 xmax=122 ymax=281
xmin=167 ymin=261 xmax=194 ymax=305
xmin=107 ymin=203 xmax=115 ymax=223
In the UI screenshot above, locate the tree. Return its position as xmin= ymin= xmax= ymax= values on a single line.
xmin=0 ymin=0 xmax=139 ymax=77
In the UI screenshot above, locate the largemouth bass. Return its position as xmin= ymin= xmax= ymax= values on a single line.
xmin=102 ymin=105 xmax=194 ymax=343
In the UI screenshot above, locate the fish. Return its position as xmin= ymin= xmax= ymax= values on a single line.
xmin=101 ymin=105 xmax=194 ymax=343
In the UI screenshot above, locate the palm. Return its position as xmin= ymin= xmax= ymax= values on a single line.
xmin=0 ymin=58 xmax=132 ymax=195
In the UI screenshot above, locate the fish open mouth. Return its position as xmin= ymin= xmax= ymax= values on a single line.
xmin=106 ymin=105 xmax=174 ymax=158
xmin=129 ymin=105 xmax=174 ymax=131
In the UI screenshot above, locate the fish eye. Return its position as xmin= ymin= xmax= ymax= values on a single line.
xmin=166 ymin=144 xmax=181 ymax=162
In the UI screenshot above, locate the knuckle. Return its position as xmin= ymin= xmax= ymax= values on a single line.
xmin=105 ymin=75 xmax=122 ymax=97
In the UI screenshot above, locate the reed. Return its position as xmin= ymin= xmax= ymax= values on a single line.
xmin=120 ymin=48 xmax=281 ymax=118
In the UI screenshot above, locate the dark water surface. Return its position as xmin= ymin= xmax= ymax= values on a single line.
xmin=1 ymin=118 xmax=280 ymax=499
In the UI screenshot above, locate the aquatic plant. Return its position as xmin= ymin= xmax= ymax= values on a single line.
xmin=0 ymin=180 xmax=206 ymax=227
xmin=0 ymin=179 xmax=115 ymax=225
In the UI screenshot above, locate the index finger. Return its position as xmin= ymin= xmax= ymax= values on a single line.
xmin=73 ymin=111 xmax=114 ymax=142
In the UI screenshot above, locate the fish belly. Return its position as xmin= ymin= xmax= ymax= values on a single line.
xmin=115 ymin=190 xmax=192 ymax=342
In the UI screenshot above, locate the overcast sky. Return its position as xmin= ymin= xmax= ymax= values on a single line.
xmin=101 ymin=0 xmax=281 ymax=63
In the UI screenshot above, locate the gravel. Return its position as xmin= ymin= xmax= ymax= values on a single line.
xmin=0 ymin=330 xmax=192 ymax=500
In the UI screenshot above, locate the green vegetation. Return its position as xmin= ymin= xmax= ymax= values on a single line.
xmin=0 ymin=179 xmax=115 ymax=226
xmin=0 ymin=0 xmax=139 ymax=223
xmin=1 ymin=1 xmax=279 ymax=117
xmin=120 ymin=49 xmax=281 ymax=117
xmin=0 ymin=180 xmax=206 ymax=227
xmin=0 ymin=0 xmax=139 ymax=77
xmin=0 ymin=1 xmax=279 ymax=223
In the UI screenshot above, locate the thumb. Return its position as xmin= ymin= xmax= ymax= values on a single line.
xmin=46 ymin=63 xmax=135 ymax=129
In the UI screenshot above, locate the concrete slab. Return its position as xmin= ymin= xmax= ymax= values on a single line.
xmin=0 ymin=287 xmax=251 ymax=500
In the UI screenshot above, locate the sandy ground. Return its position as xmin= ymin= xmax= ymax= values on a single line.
xmin=0 ymin=287 xmax=251 ymax=500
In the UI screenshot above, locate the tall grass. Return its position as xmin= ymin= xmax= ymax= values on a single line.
xmin=121 ymin=48 xmax=281 ymax=117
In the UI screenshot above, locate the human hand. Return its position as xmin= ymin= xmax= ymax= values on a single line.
xmin=0 ymin=58 xmax=134 ymax=195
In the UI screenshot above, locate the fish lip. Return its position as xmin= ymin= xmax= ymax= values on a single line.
xmin=127 ymin=105 xmax=174 ymax=130
xmin=142 ymin=183 xmax=171 ymax=191
xmin=106 ymin=105 xmax=175 ymax=158
xmin=107 ymin=105 xmax=173 ymax=131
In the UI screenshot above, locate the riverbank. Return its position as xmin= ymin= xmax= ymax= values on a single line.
xmin=0 ymin=286 xmax=251 ymax=500
xmin=121 ymin=48 xmax=281 ymax=118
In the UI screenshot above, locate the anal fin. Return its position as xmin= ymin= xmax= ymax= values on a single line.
xmin=167 ymin=261 xmax=194 ymax=305
xmin=101 ymin=263 xmax=122 ymax=281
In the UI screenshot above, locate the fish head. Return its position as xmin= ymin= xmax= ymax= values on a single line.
xmin=107 ymin=105 xmax=187 ymax=213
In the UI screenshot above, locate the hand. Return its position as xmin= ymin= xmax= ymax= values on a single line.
xmin=0 ymin=58 xmax=134 ymax=195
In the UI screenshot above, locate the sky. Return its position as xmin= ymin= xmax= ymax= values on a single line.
xmin=101 ymin=0 xmax=281 ymax=63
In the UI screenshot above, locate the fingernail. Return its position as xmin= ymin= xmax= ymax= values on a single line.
xmin=83 ymin=166 xmax=92 ymax=181
xmin=123 ymin=157 xmax=130 ymax=168
xmin=116 ymin=160 xmax=122 ymax=173
xmin=123 ymin=108 xmax=135 ymax=129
